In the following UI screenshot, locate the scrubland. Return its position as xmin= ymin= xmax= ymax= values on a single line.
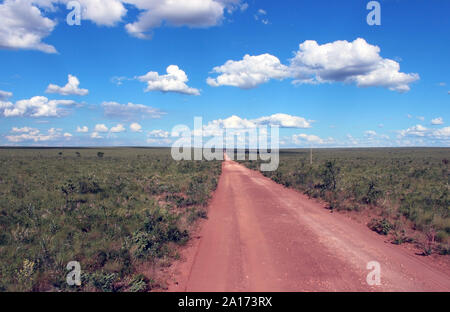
xmin=0 ymin=148 xmax=221 ymax=291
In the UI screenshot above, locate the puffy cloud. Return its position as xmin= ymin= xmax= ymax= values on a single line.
xmin=292 ymin=133 xmax=331 ymax=145
xmin=91 ymin=132 xmax=103 ymax=139
xmin=63 ymin=132 xmax=72 ymax=137
xmin=148 ymin=129 xmax=169 ymax=138
xmin=0 ymin=90 xmax=12 ymax=101
xmin=146 ymin=129 xmax=172 ymax=144
xmin=208 ymin=38 xmax=418 ymax=92
xmin=102 ymin=101 xmax=164 ymax=120
xmin=433 ymin=127 xmax=450 ymax=138
xmin=1 ymin=1 xmax=243 ymax=53
xmin=399 ymin=125 xmax=428 ymax=136
xmin=70 ymin=0 xmax=127 ymax=26
xmin=399 ymin=124 xmax=450 ymax=141
xmin=137 ymin=65 xmax=200 ymax=95
xmin=0 ymin=0 xmax=57 ymax=53
xmin=364 ymin=130 xmax=389 ymax=140
xmin=76 ymin=126 xmax=89 ymax=133
xmin=354 ymin=59 xmax=419 ymax=92
xmin=207 ymin=54 xmax=289 ymax=89
xmin=110 ymin=124 xmax=125 ymax=133
xmin=0 ymin=101 xmax=13 ymax=110
xmin=94 ymin=124 xmax=108 ymax=132
xmin=431 ymin=117 xmax=444 ymax=125
xmin=5 ymin=126 xmax=64 ymax=142
xmin=46 ymin=74 xmax=89 ymax=96
xmin=399 ymin=124 xmax=428 ymax=137
xmin=146 ymin=137 xmax=172 ymax=145
xmin=253 ymin=113 xmax=311 ymax=128
xmin=199 ymin=113 xmax=311 ymax=136
xmin=1 ymin=96 xmax=75 ymax=117
xmin=289 ymin=38 xmax=419 ymax=92
xmin=364 ymin=130 xmax=377 ymax=137
xmin=130 ymin=122 xmax=142 ymax=132
xmin=124 ymin=0 xmax=240 ymax=39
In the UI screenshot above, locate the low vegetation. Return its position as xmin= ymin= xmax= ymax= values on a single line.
xmin=0 ymin=148 xmax=221 ymax=291
xmin=240 ymin=148 xmax=449 ymax=255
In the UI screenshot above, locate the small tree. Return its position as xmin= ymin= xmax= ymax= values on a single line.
xmin=321 ymin=160 xmax=339 ymax=191
xmin=97 ymin=152 xmax=104 ymax=158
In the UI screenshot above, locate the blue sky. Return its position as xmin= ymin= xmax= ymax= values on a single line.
xmin=0 ymin=0 xmax=449 ymax=147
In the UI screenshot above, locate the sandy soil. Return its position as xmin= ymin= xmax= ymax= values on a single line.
xmin=167 ymin=157 xmax=450 ymax=292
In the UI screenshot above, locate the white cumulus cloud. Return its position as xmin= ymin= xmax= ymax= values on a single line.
xmin=130 ymin=122 xmax=142 ymax=132
xmin=137 ymin=65 xmax=200 ymax=95
xmin=1 ymin=96 xmax=75 ymax=117
xmin=110 ymin=124 xmax=125 ymax=133
xmin=431 ymin=117 xmax=444 ymax=125
xmin=76 ymin=126 xmax=89 ymax=133
xmin=94 ymin=124 xmax=108 ymax=132
xmin=124 ymin=0 xmax=240 ymax=39
xmin=69 ymin=0 xmax=127 ymax=26
xmin=46 ymin=74 xmax=89 ymax=96
xmin=292 ymin=133 xmax=333 ymax=145
xmin=199 ymin=113 xmax=311 ymax=137
xmin=365 ymin=130 xmax=377 ymax=137
xmin=148 ymin=129 xmax=170 ymax=138
xmin=253 ymin=113 xmax=311 ymax=128
xmin=207 ymin=54 xmax=289 ymax=89
xmin=6 ymin=126 xmax=64 ymax=142
xmin=399 ymin=124 xmax=450 ymax=142
xmin=91 ymin=131 xmax=103 ymax=139
xmin=0 ymin=0 xmax=57 ymax=53
xmin=208 ymin=38 xmax=419 ymax=92
xmin=289 ymin=38 xmax=419 ymax=92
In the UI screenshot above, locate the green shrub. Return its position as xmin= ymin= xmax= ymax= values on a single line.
xmin=368 ymin=218 xmax=392 ymax=235
xmin=128 ymin=274 xmax=149 ymax=292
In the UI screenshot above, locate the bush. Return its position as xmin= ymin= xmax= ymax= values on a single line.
xmin=368 ymin=218 xmax=392 ymax=235
xmin=83 ymin=271 xmax=119 ymax=292
xmin=128 ymin=274 xmax=149 ymax=292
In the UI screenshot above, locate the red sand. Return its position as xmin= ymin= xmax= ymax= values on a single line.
xmin=168 ymin=158 xmax=450 ymax=291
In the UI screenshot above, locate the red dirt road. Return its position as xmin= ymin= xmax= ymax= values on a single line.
xmin=168 ymin=157 xmax=450 ymax=292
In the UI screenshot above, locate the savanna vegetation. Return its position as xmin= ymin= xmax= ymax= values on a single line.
xmin=240 ymin=148 xmax=449 ymax=256
xmin=0 ymin=148 xmax=221 ymax=292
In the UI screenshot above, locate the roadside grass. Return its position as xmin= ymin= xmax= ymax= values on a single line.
xmin=0 ymin=148 xmax=221 ymax=291
xmin=239 ymin=148 xmax=449 ymax=255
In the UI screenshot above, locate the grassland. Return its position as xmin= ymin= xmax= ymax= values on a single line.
xmin=0 ymin=147 xmax=221 ymax=292
xmin=240 ymin=148 xmax=449 ymax=255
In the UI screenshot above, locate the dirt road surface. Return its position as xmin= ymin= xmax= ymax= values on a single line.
xmin=168 ymin=156 xmax=450 ymax=292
